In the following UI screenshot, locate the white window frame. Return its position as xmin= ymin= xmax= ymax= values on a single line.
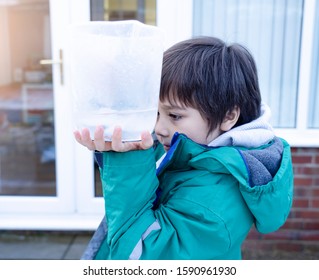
xmin=157 ymin=0 xmax=319 ymax=147
xmin=275 ymin=0 xmax=319 ymax=147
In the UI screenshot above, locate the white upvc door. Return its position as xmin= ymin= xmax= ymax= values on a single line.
xmin=0 ymin=0 xmax=103 ymax=230
xmin=0 ymin=0 xmax=194 ymax=231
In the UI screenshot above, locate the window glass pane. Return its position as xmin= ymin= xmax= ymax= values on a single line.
xmin=193 ymin=0 xmax=303 ymax=128
xmin=90 ymin=0 xmax=156 ymax=25
xmin=308 ymin=1 xmax=319 ymax=128
xmin=0 ymin=0 xmax=56 ymax=196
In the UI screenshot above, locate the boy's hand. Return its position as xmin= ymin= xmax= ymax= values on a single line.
xmin=73 ymin=126 xmax=153 ymax=152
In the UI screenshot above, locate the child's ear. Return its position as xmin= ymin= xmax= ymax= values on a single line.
xmin=220 ymin=106 xmax=240 ymax=132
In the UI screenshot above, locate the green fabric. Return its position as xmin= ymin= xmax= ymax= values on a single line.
xmin=95 ymin=134 xmax=293 ymax=259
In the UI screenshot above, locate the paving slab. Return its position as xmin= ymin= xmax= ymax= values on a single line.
xmin=0 ymin=231 xmax=92 ymax=260
xmin=63 ymin=235 xmax=92 ymax=260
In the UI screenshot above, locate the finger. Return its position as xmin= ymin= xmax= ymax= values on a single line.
xmin=73 ymin=130 xmax=82 ymax=143
xmin=140 ymin=131 xmax=153 ymax=150
xmin=81 ymin=128 xmax=96 ymax=151
xmin=94 ymin=126 xmax=107 ymax=151
xmin=111 ymin=126 xmax=125 ymax=151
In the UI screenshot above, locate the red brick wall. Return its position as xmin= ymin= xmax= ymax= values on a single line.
xmin=242 ymin=147 xmax=319 ymax=259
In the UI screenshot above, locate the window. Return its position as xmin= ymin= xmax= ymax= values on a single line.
xmin=193 ymin=0 xmax=304 ymax=129
xmin=90 ymin=0 xmax=156 ymax=25
xmin=173 ymin=0 xmax=318 ymax=146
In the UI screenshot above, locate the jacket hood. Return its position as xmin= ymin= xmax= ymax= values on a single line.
xmin=209 ymin=102 xmax=274 ymax=148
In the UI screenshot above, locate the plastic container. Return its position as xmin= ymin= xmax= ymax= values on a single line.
xmin=68 ymin=20 xmax=164 ymax=141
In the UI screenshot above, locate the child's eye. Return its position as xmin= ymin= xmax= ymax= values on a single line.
xmin=169 ymin=113 xmax=182 ymax=121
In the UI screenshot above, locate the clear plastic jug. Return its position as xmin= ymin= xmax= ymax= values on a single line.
xmin=68 ymin=20 xmax=164 ymax=141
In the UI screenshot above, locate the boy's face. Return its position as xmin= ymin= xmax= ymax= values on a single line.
xmin=155 ymin=99 xmax=222 ymax=151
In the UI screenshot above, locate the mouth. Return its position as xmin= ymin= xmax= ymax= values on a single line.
xmin=163 ymin=144 xmax=170 ymax=151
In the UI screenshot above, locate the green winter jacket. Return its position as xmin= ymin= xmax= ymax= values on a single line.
xmin=89 ymin=132 xmax=293 ymax=260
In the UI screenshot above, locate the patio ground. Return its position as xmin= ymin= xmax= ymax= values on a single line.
xmin=0 ymin=230 xmax=318 ymax=260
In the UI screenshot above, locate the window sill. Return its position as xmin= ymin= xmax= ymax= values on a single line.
xmin=275 ymin=128 xmax=319 ymax=147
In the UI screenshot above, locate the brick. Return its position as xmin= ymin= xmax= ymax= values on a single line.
xmin=262 ymin=230 xmax=298 ymax=240
xmin=294 ymin=187 xmax=310 ymax=196
xmin=298 ymin=231 xmax=319 ymax=241
xmin=293 ymin=177 xmax=313 ymax=187
xmin=312 ymin=189 xmax=319 ymax=196
xmin=297 ymin=167 xmax=319 ymax=176
xmin=311 ymin=199 xmax=319 ymax=208
xmin=292 ymin=155 xmax=313 ymax=164
xmin=303 ymin=220 xmax=319 ymax=230
xmin=287 ymin=211 xmax=296 ymax=219
xmin=282 ymin=220 xmax=303 ymax=229
xmin=246 ymin=229 xmax=261 ymax=239
xmin=276 ymin=242 xmax=303 ymax=252
xmin=264 ymin=229 xmax=319 ymax=241
xmin=243 ymin=240 xmax=275 ymax=251
xmin=293 ymin=198 xmax=309 ymax=208
xmin=282 ymin=219 xmax=319 ymax=230
xmin=294 ymin=210 xmax=319 ymax=219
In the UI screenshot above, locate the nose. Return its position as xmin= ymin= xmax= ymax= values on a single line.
xmin=154 ymin=115 xmax=169 ymax=138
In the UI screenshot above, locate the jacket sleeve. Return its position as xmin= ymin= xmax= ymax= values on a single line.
xmin=99 ymin=148 xmax=159 ymax=259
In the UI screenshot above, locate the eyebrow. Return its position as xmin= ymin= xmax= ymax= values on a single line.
xmin=160 ymin=103 xmax=186 ymax=111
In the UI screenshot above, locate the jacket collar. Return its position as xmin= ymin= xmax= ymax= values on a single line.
xmin=156 ymin=133 xmax=211 ymax=176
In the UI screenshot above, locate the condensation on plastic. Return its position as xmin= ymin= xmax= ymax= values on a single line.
xmin=68 ymin=20 xmax=165 ymax=141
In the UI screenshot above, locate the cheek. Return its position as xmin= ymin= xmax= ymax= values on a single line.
xmin=183 ymin=122 xmax=209 ymax=144
xmin=192 ymin=132 xmax=209 ymax=144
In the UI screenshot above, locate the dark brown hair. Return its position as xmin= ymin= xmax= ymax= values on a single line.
xmin=160 ymin=36 xmax=261 ymax=133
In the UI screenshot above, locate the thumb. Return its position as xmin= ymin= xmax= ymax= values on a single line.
xmin=140 ymin=131 xmax=153 ymax=150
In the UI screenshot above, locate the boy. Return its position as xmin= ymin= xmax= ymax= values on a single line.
xmin=74 ymin=36 xmax=294 ymax=259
